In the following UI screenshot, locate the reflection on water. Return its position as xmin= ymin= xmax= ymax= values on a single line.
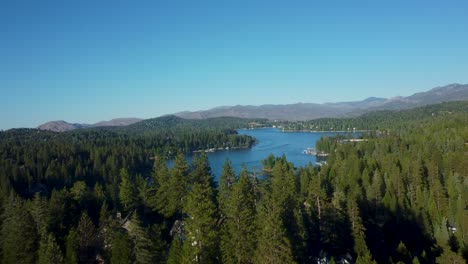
xmin=168 ymin=128 xmax=356 ymax=180
xmin=204 ymin=128 xmax=350 ymax=179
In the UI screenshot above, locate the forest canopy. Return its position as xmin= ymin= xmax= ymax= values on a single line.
xmin=0 ymin=102 xmax=467 ymax=263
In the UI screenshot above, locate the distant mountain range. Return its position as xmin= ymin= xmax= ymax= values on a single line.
xmin=38 ymin=118 xmax=142 ymax=132
xmin=176 ymin=83 xmax=468 ymax=120
xmin=175 ymin=97 xmax=388 ymax=121
xmin=37 ymin=83 xmax=468 ymax=132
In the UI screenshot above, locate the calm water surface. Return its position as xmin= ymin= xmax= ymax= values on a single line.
xmin=201 ymin=128 xmax=344 ymax=179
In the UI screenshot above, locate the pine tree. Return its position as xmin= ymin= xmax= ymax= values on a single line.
xmin=149 ymin=224 xmax=168 ymax=264
xmin=111 ymin=232 xmax=133 ymax=264
xmin=0 ymin=186 xmax=3 ymax=261
xmin=77 ymin=212 xmax=98 ymax=263
xmin=65 ymin=228 xmax=79 ymax=264
xmin=93 ymin=182 xmax=106 ymax=203
xmin=1 ymin=194 xmax=39 ymax=264
xmin=38 ymin=233 xmax=64 ymax=264
xmin=70 ymin=180 xmax=89 ymax=203
xmin=182 ymin=177 xmax=219 ymax=263
xmin=395 ymin=241 xmax=411 ymax=263
xmin=254 ymin=202 xmax=295 ymax=264
xmin=152 ymin=155 xmax=169 ymax=190
xmin=348 ymin=199 xmax=376 ymax=264
xmin=270 ymin=156 xmax=306 ymax=261
xmin=150 ymin=155 xmax=170 ymax=213
xmin=48 ymin=189 xmax=66 ymax=237
xmin=308 ymin=171 xmax=326 ymax=220
xmin=128 ymin=211 xmax=157 ymax=264
xmin=191 ymin=152 xmax=215 ymax=187
xmin=30 ymin=192 xmax=49 ymax=237
xmin=411 ymin=256 xmax=421 ymax=264
xmin=370 ymin=169 xmax=384 ymax=206
xmin=164 ymin=151 xmax=189 ymax=218
xmin=167 ymin=236 xmax=185 ymax=264
xmin=99 ymin=201 xmax=119 ymax=257
xmin=221 ymin=167 xmax=256 ymax=264
xmin=119 ymin=168 xmax=136 ymax=211
xmin=136 ymin=174 xmax=153 ymax=210
xmin=254 ymin=158 xmax=296 ymax=263
xmin=218 ymin=159 xmax=236 ymax=216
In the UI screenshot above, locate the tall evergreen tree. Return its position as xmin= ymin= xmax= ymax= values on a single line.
xmin=270 ymin=156 xmax=306 ymax=261
xmin=99 ymin=201 xmax=120 ymax=259
xmin=136 ymin=174 xmax=154 ymax=211
xmin=182 ymin=177 xmax=219 ymax=263
xmin=218 ymin=159 xmax=236 ymax=216
xmin=149 ymin=224 xmax=168 ymax=264
xmin=65 ymin=228 xmax=79 ymax=264
xmin=221 ymin=167 xmax=257 ymax=264
xmin=191 ymin=152 xmax=216 ymax=188
xmin=30 ymin=192 xmax=49 ymax=237
xmin=93 ymin=182 xmax=106 ymax=204
xmin=163 ymin=151 xmax=189 ymax=218
xmin=128 ymin=211 xmax=158 ymax=264
xmin=255 ymin=202 xmax=295 ymax=264
xmin=167 ymin=236 xmax=185 ymax=264
xmin=38 ymin=233 xmax=64 ymax=264
xmin=150 ymin=155 xmax=170 ymax=213
xmin=348 ymin=199 xmax=376 ymax=264
xmin=308 ymin=171 xmax=326 ymax=220
xmin=111 ymin=232 xmax=133 ymax=264
xmin=48 ymin=189 xmax=67 ymax=238
xmin=1 ymin=194 xmax=39 ymax=264
xmin=77 ymin=212 xmax=99 ymax=263
xmin=119 ymin=168 xmax=136 ymax=212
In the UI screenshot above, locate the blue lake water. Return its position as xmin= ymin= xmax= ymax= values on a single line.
xmin=199 ymin=128 xmax=347 ymax=179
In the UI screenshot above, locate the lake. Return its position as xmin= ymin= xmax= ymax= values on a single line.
xmin=201 ymin=128 xmax=344 ymax=179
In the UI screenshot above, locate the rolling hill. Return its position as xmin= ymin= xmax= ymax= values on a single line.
xmin=37 ymin=118 xmax=142 ymax=132
xmin=37 ymin=83 xmax=468 ymax=132
xmin=176 ymin=83 xmax=468 ymax=120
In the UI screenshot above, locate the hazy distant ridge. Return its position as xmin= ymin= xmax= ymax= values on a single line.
xmin=38 ymin=118 xmax=142 ymax=132
xmin=176 ymin=84 xmax=468 ymax=120
xmin=37 ymin=83 xmax=468 ymax=132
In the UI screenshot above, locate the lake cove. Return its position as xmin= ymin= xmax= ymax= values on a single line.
xmin=172 ymin=128 xmax=357 ymax=180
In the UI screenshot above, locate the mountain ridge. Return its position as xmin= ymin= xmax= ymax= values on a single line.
xmin=37 ymin=83 xmax=468 ymax=131
xmin=176 ymin=83 xmax=468 ymax=120
xmin=37 ymin=118 xmax=142 ymax=132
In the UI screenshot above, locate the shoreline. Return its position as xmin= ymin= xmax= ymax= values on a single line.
xmin=192 ymin=145 xmax=251 ymax=153
xmin=281 ymin=129 xmax=371 ymax=133
xmin=237 ymin=126 xmax=272 ymax=130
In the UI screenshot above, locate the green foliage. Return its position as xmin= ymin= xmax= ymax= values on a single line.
xmin=77 ymin=212 xmax=99 ymax=263
xmin=1 ymin=194 xmax=39 ymax=264
xmin=71 ymin=181 xmax=89 ymax=202
xmin=163 ymin=151 xmax=189 ymax=218
xmin=278 ymin=100 xmax=468 ymax=132
xmin=221 ymin=167 xmax=257 ymax=264
xmin=150 ymin=155 xmax=170 ymax=214
xmin=128 ymin=211 xmax=160 ymax=264
xmin=119 ymin=168 xmax=136 ymax=212
xmin=93 ymin=182 xmax=106 ymax=203
xmin=65 ymin=228 xmax=79 ymax=264
xmin=182 ymin=176 xmax=219 ymax=263
xmin=38 ymin=233 xmax=64 ymax=264
xmin=167 ymin=237 xmax=185 ymax=264
xmin=0 ymin=102 xmax=467 ymax=263
xmin=111 ymin=232 xmax=133 ymax=264
xmin=436 ymin=245 xmax=465 ymax=264
xmin=255 ymin=202 xmax=295 ymax=264
xmin=30 ymin=192 xmax=49 ymax=236
xmin=218 ymin=159 xmax=235 ymax=216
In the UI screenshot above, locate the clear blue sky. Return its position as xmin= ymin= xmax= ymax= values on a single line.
xmin=1 ymin=0 xmax=468 ymax=129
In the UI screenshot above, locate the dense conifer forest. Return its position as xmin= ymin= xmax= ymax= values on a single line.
xmin=0 ymin=102 xmax=467 ymax=263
